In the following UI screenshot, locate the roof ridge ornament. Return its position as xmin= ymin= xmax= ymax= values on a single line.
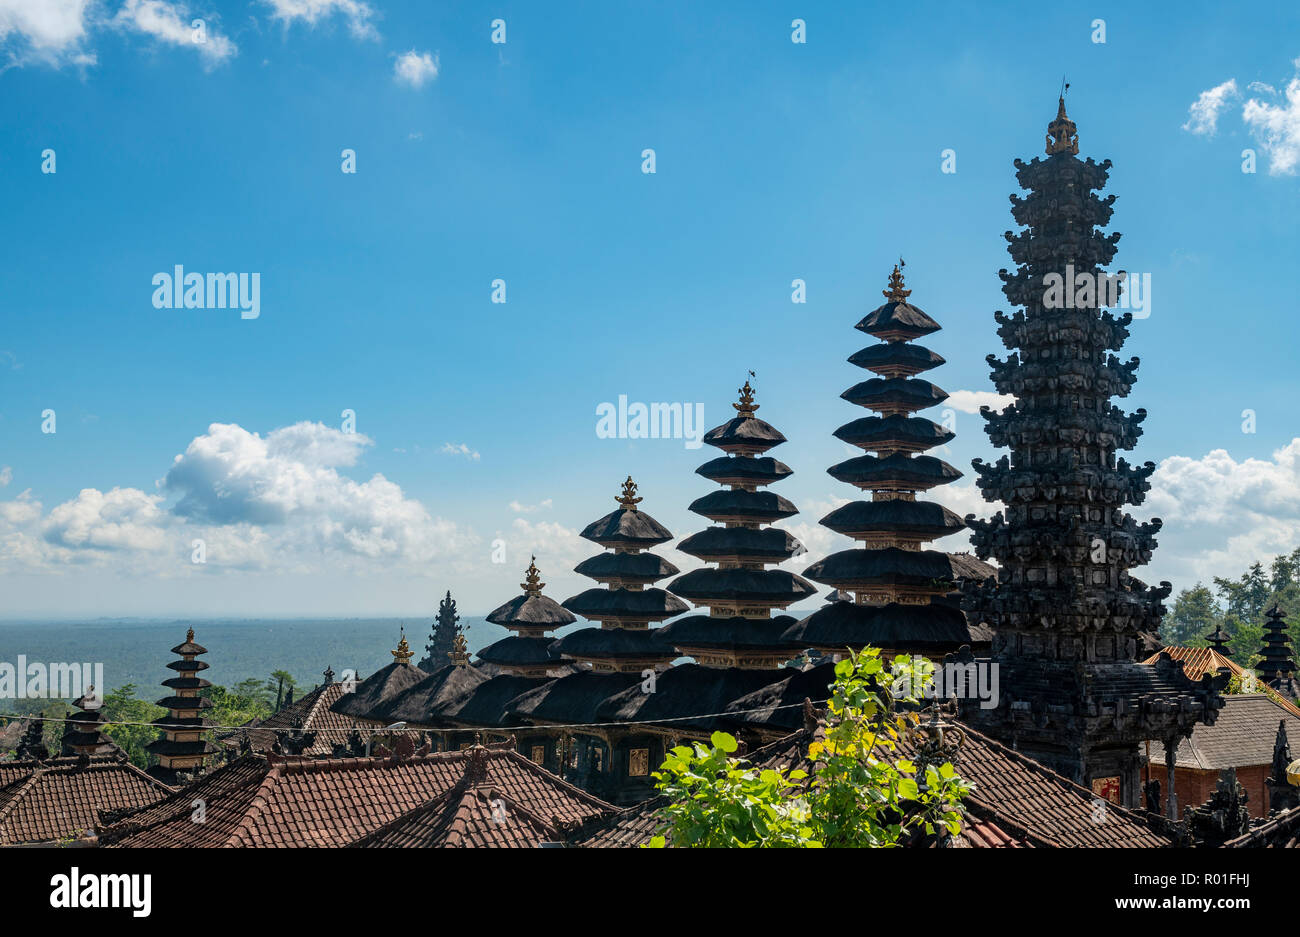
xmin=616 ymin=475 xmax=642 ymax=512
xmin=391 ymin=627 xmax=414 ymax=664
xmin=1046 ymin=85 xmax=1079 ymax=155
xmin=733 ymin=373 xmax=759 ymax=417
xmin=521 ymin=555 xmax=544 ymax=595
xmin=882 ymin=258 xmax=911 ymax=302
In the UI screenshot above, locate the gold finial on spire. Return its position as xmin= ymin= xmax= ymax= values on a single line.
xmin=883 ymin=258 xmax=911 ymax=302
xmin=448 ymin=632 xmax=469 ymax=667
xmin=521 ymin=555 xmax=544 ymax=595
xmin=392 ymin=627 xmax=414 ymax=664
xmin=616 ymin=476 xmax=642 ymax=512
xmin=1046 ymin=83 xmax=1079 ymax=155
xmin=733 ymin=372 xmax=759 ymax=417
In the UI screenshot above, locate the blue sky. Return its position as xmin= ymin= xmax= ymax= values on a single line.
xmin=1 ymin=0 xmax=1298 ymax=617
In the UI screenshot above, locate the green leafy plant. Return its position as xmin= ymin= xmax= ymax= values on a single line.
xmin=649 ymin=648 xmax=972 ymax=848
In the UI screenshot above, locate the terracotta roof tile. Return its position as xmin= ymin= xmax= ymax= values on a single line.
xmin=0 ymin=758 xmax=172 ymax=845
xmin=100 ymin=744 xmax=614 ymax=848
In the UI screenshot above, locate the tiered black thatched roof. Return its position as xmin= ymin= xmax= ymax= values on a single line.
xmin=1259 ymin=606 xmax=1300 ymax=701
xmin=660 ymin=380 xmax=815 ymax=668
xmin=474 ymin=557 xmax=577 ymax=675
xmin=146 ymin=628 xmax=217 ymax=783
xmin=787 ymin=262 xmax=993 ymax=656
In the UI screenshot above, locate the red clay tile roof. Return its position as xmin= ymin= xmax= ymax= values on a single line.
xmin=1146 ymin=694 xmax=1300 ymax=771
xmin=572 ymin=795 xmax=667 ymax=848
xmin=0 ymin=757 xmax=173 ymax=846
xmin=222 ymin=682 xmax=364 ymax=755
xmin=1141 ymin=646 xmax=1242 ymax=681
xmin=350 ymin=780 xmax=607 ymax=848
xmin=573 ymin=719 xmax=1170 ymax=848
xmin=100 ymin=743 xmax=614 ymax=848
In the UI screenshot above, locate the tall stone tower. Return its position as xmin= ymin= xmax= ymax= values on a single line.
xmin=420 ymin=591 xmax=465 ymax=673
xmin=959 ymin=96 xmax=1225 ymax=810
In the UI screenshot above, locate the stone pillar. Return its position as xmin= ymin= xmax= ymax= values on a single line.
xmin=1164 ymin=736 xmax=1179 ymax=820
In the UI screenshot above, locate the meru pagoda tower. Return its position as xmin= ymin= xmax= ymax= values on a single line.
xmin=508 ymin=477 xmax=688 ymax=802
xmin=147 ymin=628 xmax=217 ymax=783
xmin=958 ymin=96 xmax=1225 ymax=809
xmin=786 ymin=264 xmax=994 ymax=658
xmin=663 ymin=379 xmax=817 ymax=666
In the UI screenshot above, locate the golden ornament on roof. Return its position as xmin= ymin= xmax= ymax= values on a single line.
xmin=733 ymin=378 xmax=758 ymax=416
xmin=391 ymin=628 xmax=414 ymax=664
xmin=616 ymin=476 xmax=642 ymax=511
xmin=883 ymin=259 xmax=911 ymax=302
xmin=521 ymin=555 xmax=544 ymax=594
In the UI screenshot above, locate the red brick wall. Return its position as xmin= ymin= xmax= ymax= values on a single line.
xmin=1143 ymin=763 xmax=1272 ymax=818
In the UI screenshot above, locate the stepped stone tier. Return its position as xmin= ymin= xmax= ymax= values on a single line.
xmin=785 ymin=263 xmax=995 ymax=658
xmin=146 ymin=628 xmax=217 ymax=783
xmin=63 ymin=685 xmax=117 ymax=757
xmin=659 ymin=379 xmax=816 ymax=668
xmin=419 ymin=591 xmax=465 ymax=673
xmin=507 ymin=478 xmax=690 ymax=802
xmin=1259 ymin=605 xmax=1300 ymax=701
xmin=957 ymin=96 xmax=1226 ymax=810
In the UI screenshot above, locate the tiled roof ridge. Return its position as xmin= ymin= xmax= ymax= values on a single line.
xmin=0 ymin=772 xmax=42 ymax=844
xmin=226 ymin=760 xmax=285 ymax=848
xmin=494 ymin=746 xmax=619 ymax=813
xmin=457 ymin=784 xmax=562 ymax=843
xmin=953 ymin=719 xmax=1169 ymax=845
xmin=97 ymin=754 xmax=268 ymax=844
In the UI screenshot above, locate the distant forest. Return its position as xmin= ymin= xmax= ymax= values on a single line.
xmin=1160 ymin=547 xmax=1300 ymax=666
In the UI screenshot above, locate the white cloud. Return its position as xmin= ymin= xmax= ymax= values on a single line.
xmin=510 ymin=499 xmax=553 ymax=514
xmin=0 ymin=420 xmax=476 ymax=575
xmin=440 ymin=442 xmax=480 ymax=461
xmin=0 ymin=0 xmax=95 ymax=67
xmin=1182 ymin=79 xmax=1239 ymax=136
xmin=393 ymin=48 xmax=437 ymax=88
xmin=1242 ymin=68 xmax=1300 ymax=176
xmin=1142 ymin=438 xmax=1300 ymax=590
xmin=260 ymin=0 xmax=376 ymax=39
xmin=115 ymin=0 xmax=236 ymax=67
xmin=945 ymin=389 xmax=1014 ymax=415
xmin=1185 ymin=63 xmax=1300 ymax=175
xmin=43 ymin=487 xmax=171 ymax=552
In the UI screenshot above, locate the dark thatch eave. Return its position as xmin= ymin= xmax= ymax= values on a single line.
xmin=476 ymin=635 xmax=561 ymax=667
xmin=841 ymin=377 xmax=948 ymax=410
xmin=507 ymin=671 xmax=643 ymax=724
xmin=820 ymin=499 xmax=967 ymax=537
xmin=578 ymin=507 xmax=674 ymax=548
xmin=803 ymin=547 xmax=995 ymax=587
xmin=657 ymin=614 xmax=802 ymax=652
xmin=552 ymin=626 xmax=678 ymax=660
xmin=596 ymin=664 xmax=790 ymax=731
xmin=687 ymin=488 xmax=798 ymax=522
xmin=694 ymin=455 xmax=793 ymax=486
xmin=668 ymin=568 xmax=817 ymax=604
xmin=855 ymin=299 xmax=942 ymax=339
xmin=833 ymin=414 xmax=955 ymax=449
xmin=485 ymin=593 xmax=578 ymax=628
xmin=572 ymin=551 xmax=679 ymax=582
xmin=848 ymin=341 xmax=944 ymax=373
xmin=782 ymin=598 xmax=993 ymax=651
xmin=561 ymin=587 xmax=689 ymax=619
xmin=827 ymin=452 xmax=962 ymax=487
xmin=676 ymin=526 xmax=803 ymax=561
xmin=702 ymin=416 xmax=787 ymax=451
xmin=374 ymin=663 xmax=491 ymax=724
xmin=328 ymin=660 xmax=427 ymax=719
